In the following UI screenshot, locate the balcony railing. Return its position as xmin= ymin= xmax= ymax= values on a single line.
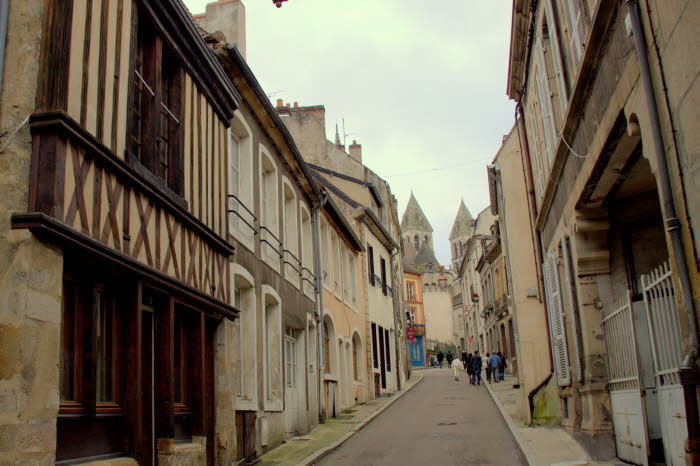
xmin=227 ymin=194 xmax=257 ymax=235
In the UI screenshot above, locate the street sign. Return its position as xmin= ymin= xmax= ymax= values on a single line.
xmin=406 ymin=325 xmax=416 ymax=344
xmin=468 ymin=337 xmax=473 ymax=343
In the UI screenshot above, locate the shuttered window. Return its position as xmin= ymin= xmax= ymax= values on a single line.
xmin=563 ymin=0 xmax=586 ymax=68
xmin=527 ymin=112 xmax=546 ymax=198
xmin=544 ymin=253 xmax=571 ymax=385
xmin=535 ymin=40 xmax=558 ymax=169
xmin=544 ymin=0 xmax=569 ymax=117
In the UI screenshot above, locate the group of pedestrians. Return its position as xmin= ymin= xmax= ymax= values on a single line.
xmin=436 ymin=349 xmax=507 ymax=385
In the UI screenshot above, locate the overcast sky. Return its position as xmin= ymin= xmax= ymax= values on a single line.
xmin=184 ymin=0 xmax=515 ymax=265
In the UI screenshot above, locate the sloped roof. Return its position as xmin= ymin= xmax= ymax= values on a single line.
xmin=400 ymin=193 xmax=433 ymax=233
xmin=414 ymin=242 xmax=439 ymax=266
xmin=449 ymin=199 xmax=474 ymax=240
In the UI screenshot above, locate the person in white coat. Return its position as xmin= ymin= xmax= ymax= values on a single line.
xmin=451 ymin=356 xmax=462 ymax=381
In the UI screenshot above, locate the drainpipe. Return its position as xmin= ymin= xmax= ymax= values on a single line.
xmin=390 ymin=249 xmax=403 ymax=390
xmin=0 ymin=1 xmax=8 ymax=93
xmin=489 ymin=163 xmax=524 ymax=390
xmin=626 ymin=0 xmax=698 ymax=369
xmin=311 ymin=190 xmax=329 ymax=422
xmin=626 ymin=1 xmax=700 ymax=461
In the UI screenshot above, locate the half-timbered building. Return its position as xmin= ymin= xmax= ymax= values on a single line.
xmin=2 ymin=0 xmax=243 ymax=463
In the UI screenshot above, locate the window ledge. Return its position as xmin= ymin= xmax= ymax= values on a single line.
xmin=127 ymin=154 xmax=188 ymax=210
xmin=80 ymin=459 xmax=139 ymax=466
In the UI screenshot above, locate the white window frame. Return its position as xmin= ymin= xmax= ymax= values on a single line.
xmin=300 ymin=204 xmax=315 ymax=299
xmin=544 ymin=0 xmax=569 ymax=118
xmin=282 ymin=177 xmax=299 ymax=287
xmin=535 ymin=39 xmax=558 ymax=169
xmin=331 ymin=231 xmax=341 ymax=298
xmin=228 ymin=112 xmax=254 ymax=250
xmin=563 ymin=0 xmax=586 ymax=69
xmin=320 ymin=217 xmax=331 ymax=291
xmin=259 ymin=145 xmax=280 ymax=271
xmin=262 ymin=284 xmax=283 ymax=411
xmin=231 ymin=263 xmax=257 ymax=411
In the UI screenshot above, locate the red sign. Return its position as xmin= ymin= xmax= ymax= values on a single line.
xmin=406 ymin=325 xmax=416 ymax=344
xmin=468 ymin=337 xmax=473 ymax=343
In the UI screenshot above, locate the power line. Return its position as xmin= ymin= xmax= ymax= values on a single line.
xmin=384 ymin=158 xmax=492 ymax=178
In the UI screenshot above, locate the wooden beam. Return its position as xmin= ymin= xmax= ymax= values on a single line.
xmin=155 ymin=296 xmax=175 ymax=439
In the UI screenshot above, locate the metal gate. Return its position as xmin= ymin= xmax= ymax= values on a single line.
xmin=602 ymin=291 xmax=649 ymax=465
xmin=642 ymin=262 xmax=687 ymax=466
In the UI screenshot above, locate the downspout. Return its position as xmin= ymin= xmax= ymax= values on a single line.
xmin=627 ymin=2 xmax=700 ymax=461
xmin=626 ymin=0 xmax=698 ymax=369
xmin=0 ymin=0 xmax=8 ymax=93
xmin=390 ymin=249 xmax=403 ymax=390
xmin=490 ymin=163 xmax=524 ymax=390
xmin=311 ymin=189 xmax=329 ymax=422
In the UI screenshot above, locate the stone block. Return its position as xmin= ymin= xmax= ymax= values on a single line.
xmin=0 ymin=325 xmax=21 ymax=380
xmin=0 ymin=425 xmax=18 ymax=452
xmin=17 ymin=422 xmax=55 ymax=454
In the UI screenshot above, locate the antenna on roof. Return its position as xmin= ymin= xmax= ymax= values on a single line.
xmin=266 ymin=90 xmax=285 ymax=98
xmin=341 ymin=117 xmax=358 ymax=147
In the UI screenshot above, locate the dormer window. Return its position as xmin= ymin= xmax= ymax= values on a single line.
xmin=129 ymin=9 xmax=183 ymax=195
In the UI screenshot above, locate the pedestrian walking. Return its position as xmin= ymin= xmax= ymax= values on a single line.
xmin=484 ymin=353 xmax=492 ymax=382
xmin=461 ymin=350 xmax=468 ymax=370
xmin=470 ymin=351 xmax=482 ymax=385
xmin=437 ymin=351 xmax=444 ymax=369
xmin=451 ymin=356 xmax=461 ymax=381
xmin=446 ymin=352 xmax=453 ymax=368
xmin=488 ymin=352 xmax=502 ymax=383
xmin=498 ymin=352 xmax=507 ymax=381
xmin=465 ymin=353 xmax=472 ymax=378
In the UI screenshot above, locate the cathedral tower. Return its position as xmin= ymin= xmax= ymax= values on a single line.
xmin=449 ymin=199 xmax=475 ymax=270
xmin=400 ymin=192 xmax=434 ymax=254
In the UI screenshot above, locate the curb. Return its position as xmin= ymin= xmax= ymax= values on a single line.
xmin=483 ymin=379 xmax=538 ymax=466
xmin=298 ymin=373 xmax=425 ymax=465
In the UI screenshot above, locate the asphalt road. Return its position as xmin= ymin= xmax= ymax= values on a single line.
xmin=317 ymin=368 xmax=527 ymax=466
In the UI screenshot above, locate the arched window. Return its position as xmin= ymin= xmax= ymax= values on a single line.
xmin=352 ymin=332 xmax=362 ymax=381
xmin=414 ymin=235 xmax=419 ymax=250
xmin=323 ymin=322 xmax=330 ymax=374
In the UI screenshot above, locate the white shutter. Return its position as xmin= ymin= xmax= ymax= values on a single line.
xmin=527 ymin=112 xmax=546 ymax=198
xmin=545 ymin=0 xmax=569 ymax=117
xmin=535 ymin=40 xmax=558 ymax=168
xmin=544 ymin=253 xmax=571 ymax=385
xmin=565 ymin=0 xmax=585 ymax=66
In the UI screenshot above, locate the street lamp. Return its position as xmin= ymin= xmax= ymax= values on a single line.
xmin=273 ymin=0 xmax=288 ymax=7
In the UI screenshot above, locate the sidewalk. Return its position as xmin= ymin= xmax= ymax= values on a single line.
xmin=259 ymin=373 xmax=424 ymax=465
xmin=484 ymin=373 xmax=627 ymax=466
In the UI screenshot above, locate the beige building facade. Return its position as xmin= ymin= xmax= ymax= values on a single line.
xmin=507 ymin=0 xmax=700 ymax=463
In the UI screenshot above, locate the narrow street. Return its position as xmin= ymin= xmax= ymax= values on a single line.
xmin=318 ymin=369 xmax=527 ymax=466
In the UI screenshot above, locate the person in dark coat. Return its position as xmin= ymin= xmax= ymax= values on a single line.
xmin=497 ymin=352 xmax=507 ymax=381
xmin=437 ymin=351 xmax=444 ymax=368
xmin=461 ymin=350 xmax=469 ymax=370
xmin=470 ymin=351 xmax=482 ymax=385
xmin=466 ymin=353 xmax=473 ymax=378
xmin=446 ymin=352 xmax=454 ymax=368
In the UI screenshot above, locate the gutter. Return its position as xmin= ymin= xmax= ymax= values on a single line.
xmin=390 ymin=249 xmax=403 ymax=390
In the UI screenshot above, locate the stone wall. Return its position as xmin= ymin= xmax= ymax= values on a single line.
xmin=0 ymin=1 xmax=65 ymax=465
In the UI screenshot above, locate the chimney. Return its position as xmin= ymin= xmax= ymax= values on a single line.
xmin=276 ymin=98 xmax=284 ymax=108
xmin=205 ymin=0 xmax=247 ymax=59
xmin=349 ymin=140 xmax=362 ymax=164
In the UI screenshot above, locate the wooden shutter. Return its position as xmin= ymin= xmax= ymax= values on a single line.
xmin=544 ymin=253 xmax=570 ymax=385
xmin=564 ymin=0 xmax=585 ymax=66
xmin=544 ymin=0 xmax=569 ymax=117
xmin=535 ymin=40 xmax=558 ymax=168
xmin=527 ymin=112 xmax=546 ymax=198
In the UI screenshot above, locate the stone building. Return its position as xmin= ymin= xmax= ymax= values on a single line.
xmin=488 ymin=126 xmax=552 ymax=425
xmin=403 ymin=266 xmax=426 ymax=367
xmin=1 ymin=0 xmax=244 ymax=463
xmin=401 ymin=194 xmax=457 ymax=353
xmin=449 ymin=200 xmax=475 ymax=271
xmin=276 ymin=100 xmax=407 ymax=397
xmin=507 ymin=0 xmax=700 ymax=463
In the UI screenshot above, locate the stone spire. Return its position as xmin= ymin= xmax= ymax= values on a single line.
xmin=334 ymin=123 xmax=343 ymax=148
xmin=400 ymin=192 xmax=433 ymax=233
xmin=449 ymin=199 xmax=474 ymax=240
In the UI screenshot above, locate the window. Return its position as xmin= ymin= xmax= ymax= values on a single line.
xmin=384 ymin=329 xmax=391 ymax=372
xmin=407 ymin=283 xmax=415 ymax=301
xmin=282 ymin=181 xmax=298 ymax=283
xmin=563 ymin=0 xmax=586 ymax=68
xmin=535 ymin=40 xmax=558 ymax=169
xmin=408 ymin=308 xmax=416 ymax=323
xmin=260 ymin=150 xmax=279 ymax=267
xmin=324 ymin=322 xmax=331 ymax=374
xmin=368 ymin=246 xmax=375 ymax=286
xmin=284 ymin=329 xmax=296 ymax=387
xmin=371 ymin=323 xmax=378 ymax=369
xmin=413 ymin=235 xmax=419 ymax=250
xmin=331 ymin=232 xmax=341 ymax=296
xmin=129 ymin=11 xmax=183 ymax=194
xmin=320 ymin=219 xmax=330 ymax=287
xmin=352 ymin=338 xmax=359 ymax=381
xmin=263 ymin=290 xmax=282 ymax=405
xmin=544 ymin=0 xmax=569 ymax=117
xmin=232 ymin=266 xmax=256 ymax=407
xmin=348 ymin=252 xmax=357 ymax=307
xmin=341 ymin=244 xmax=350 ymax=301
xmin=300 ymin=206 xmax=314 ymax=297
xmin=228 ymin=114 xmax=255 ymax=245
xmin=234 ymin=286 xmax=242 ymax=396
xmin=527 ymin=111 xmax=547 ymax=198
xmin=380 ymin=258 xmax=387 ymax=296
